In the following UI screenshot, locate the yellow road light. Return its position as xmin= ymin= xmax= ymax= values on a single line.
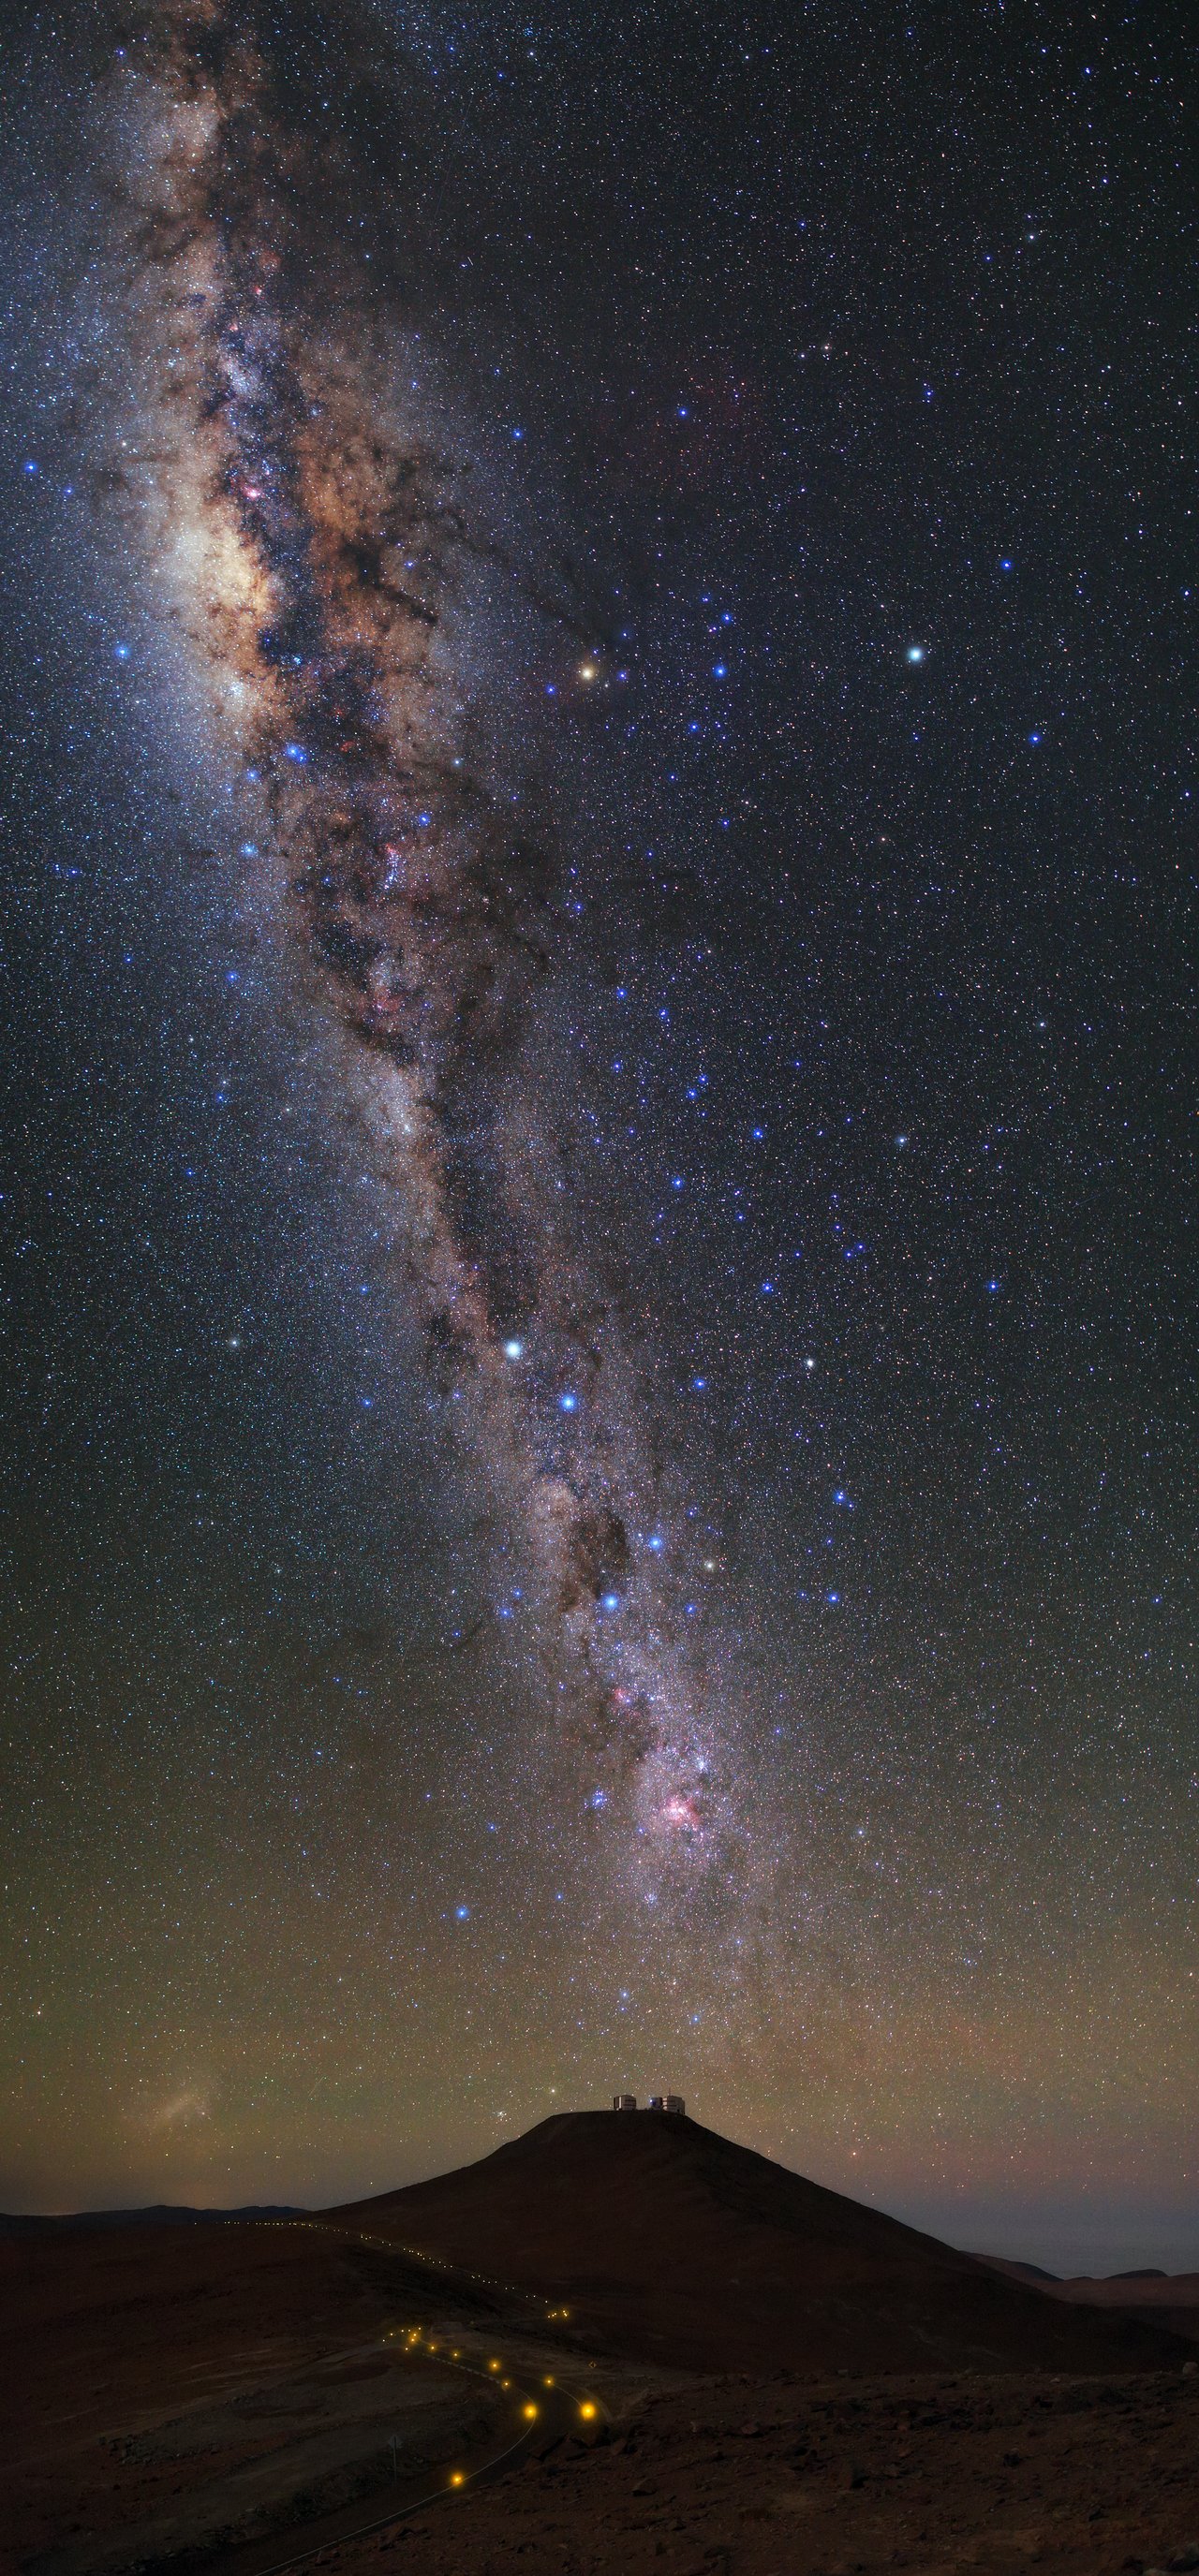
xmin=579 ymin=2401 xmax=598 ymax=2420
xmin=450 ymin=2469 xmax=466 ymax=2487
xmin=542 ymin=2375 xmax=555 ymax=2386
xmin=522 ymin=2401 xmax=540 ymax=2421
xmin=488 ymin=2359 xmax=500 ymax=2371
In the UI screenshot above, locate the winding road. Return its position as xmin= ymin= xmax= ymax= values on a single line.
xmin=199 ymin=2220 xmax=608 ymax=2576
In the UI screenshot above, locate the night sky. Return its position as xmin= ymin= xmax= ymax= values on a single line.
xmin=1 ymin=0 xmax=1194 ymax=2273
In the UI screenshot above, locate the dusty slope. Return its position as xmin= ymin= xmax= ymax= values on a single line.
xmin=1052 ymin=2273 xmax=1199 ymax=2339
xmin=0 ymin=2215 xmax=528 ymax=2575
xmin=0 ymin=2203 xmax=301 ymax=2240
xmin=983 ymin=2257 xmax=1199 ymax=2347
xmin=316 ymin=2363 xmax=1199 ymax=2576
xmin=335 ymin=2112 xmax=1183 ymax=2376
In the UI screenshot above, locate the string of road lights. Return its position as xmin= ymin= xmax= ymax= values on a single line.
xmin=252 ymin=2211 xmax=604 ymax=2544
xmin=267 ymin=2213 xmax=573 ymax=2322
xmin=394 ymin=2321 xmax=602 ymax=2441
xmin=243 ymin=2271 xmax=605 ymax=2576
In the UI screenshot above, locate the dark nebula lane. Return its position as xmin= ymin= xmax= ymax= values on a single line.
xmin=1 ymin=0 xmax=1194 ymax=2255
xmin=112 ymin=0 xmax=742 ymax=1887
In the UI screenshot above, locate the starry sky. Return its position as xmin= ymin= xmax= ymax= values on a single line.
xmin=0 ymin=0 xmax=1194 ymax=2273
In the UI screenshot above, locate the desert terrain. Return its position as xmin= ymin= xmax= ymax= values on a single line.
xmin=3 ymin=2114 xmax=1196 ymax=2576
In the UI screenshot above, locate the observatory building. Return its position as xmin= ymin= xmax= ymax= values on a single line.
xmin=611 ymin=2092 xmax=686 ymax=2114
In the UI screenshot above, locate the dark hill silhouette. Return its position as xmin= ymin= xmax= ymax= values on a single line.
xmin=335 ymin=2111 xmax=1184 ymax=2375
xmin=980 ymin=2253 xmax=1199 ymax=2348
xmin=0 ymin=2202 xmax=302 ymax=2238
xmin=978 ymin=2254 xmax=1062 ymax=2284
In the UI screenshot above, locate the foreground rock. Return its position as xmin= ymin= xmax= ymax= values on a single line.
xmin=319 ymin=2363 xmax=1199 ymax=2576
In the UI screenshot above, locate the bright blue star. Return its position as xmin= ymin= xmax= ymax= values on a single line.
xmin=906 ymin=644 xmax=925 ymax=663
xmin=503 ymin=1338 xmax=524 ymax=1360
xmin=283 ymin=742 xmax=308 ymax=763
xmin=559 ymin=1391 xmax=578 ymax=1413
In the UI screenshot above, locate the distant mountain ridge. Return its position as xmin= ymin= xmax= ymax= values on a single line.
xmin=978 ymin=2255 xmax=1182 ymax=2287
xmin=0 ymin=2202 xmax=303 ymax=2238
xmin=976 ymin=2255 xmax=1063 ymax=2283
xmin=977 ymin=2251 xmax=1199 ymax=2345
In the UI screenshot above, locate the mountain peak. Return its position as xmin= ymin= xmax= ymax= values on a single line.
xmin=334 ymin=2111 xmax=1183 ymax=2376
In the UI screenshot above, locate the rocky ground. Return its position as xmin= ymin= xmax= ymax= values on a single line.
xmin=0 ymin=2221 xmax=519 ymax=2576
xmin=6 ymin=2127 xmax=1197 ymax=2576
xmin=313 ymin=2363 xmax=1199 ymax=2576
xmin=0 ymin=2219 xmax=660 ymax=2576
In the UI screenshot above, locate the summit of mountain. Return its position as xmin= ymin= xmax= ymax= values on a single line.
xmin=335 ymin=2109 xmax=1185 ymax=2375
